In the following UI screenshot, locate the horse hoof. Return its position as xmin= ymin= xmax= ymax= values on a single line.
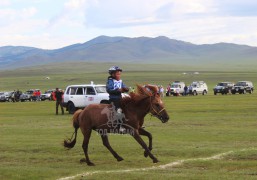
xmin=80 ymin=158 xmax=86 ymax=163
xmin=117 ymin=157 xmax=124 ymax=162
xmin=153 ymin=159 xmax=159 ymax=163
xmin=87 ymin=162 xmax=95 ymax=166
xmin=144 ymin=151 xmax=149 ymax=158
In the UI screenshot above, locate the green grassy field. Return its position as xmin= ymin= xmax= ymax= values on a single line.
xmin=0 ymin=63 xmax=257 ymax=179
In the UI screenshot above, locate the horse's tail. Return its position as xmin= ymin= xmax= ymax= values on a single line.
xmin=63 ymin=109 xmax=83 ymax=149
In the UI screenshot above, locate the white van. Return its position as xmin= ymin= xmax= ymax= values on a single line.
xmin=188 ymin=81 xmax=208 ymax=95
xmin=170 ymin=81 xmax=185 ymax=96
xmin=63 ymin=83 xmax=110 ymax=114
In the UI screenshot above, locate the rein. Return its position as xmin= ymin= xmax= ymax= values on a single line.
xmin=149 ymin=95 xmax=165 ymax=117
xmin=121 ymin=92 xmax=165 ymax=117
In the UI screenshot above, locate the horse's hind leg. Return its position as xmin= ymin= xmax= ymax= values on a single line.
xmin=139 ymin=128 xmax=152 ymax=158
xmin=101 ymin=135 xmax=124 ymax=161
xmin=81 ymin=129 xmax=95 ymax=166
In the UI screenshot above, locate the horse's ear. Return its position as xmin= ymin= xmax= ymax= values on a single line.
xmin=144 ymin=84 xmax=158 ymax=96
xmin=136 ymin=84 xmax=144 ymax=95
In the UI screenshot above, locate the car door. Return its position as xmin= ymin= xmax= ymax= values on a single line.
xmin=68 ymin=87 xmax=85 ymax=108
xmin=74 ymin=87 xmax=86 ymax=108
xmin=84 ymin=86 xmax=96 ymax=106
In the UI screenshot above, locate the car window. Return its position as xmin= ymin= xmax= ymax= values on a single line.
xmin=86 ymin=87 xmax=96 ymax=95
xmin=76 ymin=87 xmax=84 ymax=95
xmin=70 ymin=87 xmax=76 ymax=95
xmin=95 ymin=86 xmax=107 ymax=93
xmin=66 ymin=88 xmax=70 ymax=95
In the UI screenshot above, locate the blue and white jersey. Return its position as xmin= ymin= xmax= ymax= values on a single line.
xmin=113 ymin=79 xmax=123 ymax=89
xmin=106 ymin=77 xmax=127 ymax=99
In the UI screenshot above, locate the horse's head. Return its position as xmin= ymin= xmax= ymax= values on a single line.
xmin=149 ymin=94 xmax=169 ymax=123
xmin=143 ymin=85 xmax=169 ymax=123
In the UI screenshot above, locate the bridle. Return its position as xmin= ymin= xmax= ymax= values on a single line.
xmin=149 ymin=95 xmax=165 ymax=117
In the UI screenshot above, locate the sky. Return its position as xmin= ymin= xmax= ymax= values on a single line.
xmin=1 ymin=0 xmax=257 ymax=49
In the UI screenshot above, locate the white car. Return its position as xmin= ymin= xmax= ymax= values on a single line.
xmin=41 ymin=89 xmax=54 ymax=101
xmin=188 ymin=81 xmax=208 ymax=95
xmin=170 ymin=81 xmax=185 ymax=95
xmin=63 ymin=84 xmax=110 ymax=114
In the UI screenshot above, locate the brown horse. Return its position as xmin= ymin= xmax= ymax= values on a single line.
xmin=64 ymin=84 xmax=169 ymax=166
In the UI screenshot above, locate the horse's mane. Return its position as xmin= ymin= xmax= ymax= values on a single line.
xmin=121 ymin=84 xmax=158 ymax=105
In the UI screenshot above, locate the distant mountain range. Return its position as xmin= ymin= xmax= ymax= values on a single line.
xmin=1 ymin=35 xmax=257 ymax=69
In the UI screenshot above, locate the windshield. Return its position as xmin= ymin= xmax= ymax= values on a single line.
xmin=235 ymin=82 xmax=246 ymax=86
xmin=95 ymin=86 xmax=107 ymax=93
xmin=25 ymin=91 xmax=34 ymax=94
xmin=171 ymin=84 xmax=179 ymax=88
xmin=217 ymin=83 xmax=227 ymax=86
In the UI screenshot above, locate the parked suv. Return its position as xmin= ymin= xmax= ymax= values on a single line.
xmin=20 ymin=89 xmax=40 ymax=102
xmin=170 ymin=81 xmax=185 ymax=96
xmin=0 ymin=91 xmax=13 ymax=102
xmin=41 ymin=89 xmax=54 ymax=101
xmin=188 ymin=81 xmax=208 ymax=95
xmin=63 ymin=84 xmax=110 ymax=114
xmin=231 ymin=81 xmax=254 ymax=94
xmin=213 ymin=82 xmax=234 ymax=95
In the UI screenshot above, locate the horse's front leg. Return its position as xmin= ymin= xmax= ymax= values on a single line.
xmin=132 ymin=129 xmax=158 ymax=163
xmin=139 ymin=127 xmax=152 ymax=158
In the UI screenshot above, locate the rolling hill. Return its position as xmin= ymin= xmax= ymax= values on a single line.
xmin=0 ymin=35 xmax=257 ymax=69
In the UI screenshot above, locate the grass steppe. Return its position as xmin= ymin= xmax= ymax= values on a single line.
xmin=0 ymin=62 xmax=257 ymax=179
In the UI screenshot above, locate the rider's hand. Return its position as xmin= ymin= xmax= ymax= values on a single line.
xmin=121 ymin=88 xmax=129 ymax=93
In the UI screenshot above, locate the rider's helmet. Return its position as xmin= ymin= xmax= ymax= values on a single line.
xmin=108 ymin=66 xmax=123 ymax=75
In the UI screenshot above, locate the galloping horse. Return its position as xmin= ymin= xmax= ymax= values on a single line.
xmin=64 ymin=85 xmax=169 ymax=166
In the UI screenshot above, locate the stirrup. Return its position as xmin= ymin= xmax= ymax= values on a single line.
xmin=119 ymin=126 xmax=126 ymax=133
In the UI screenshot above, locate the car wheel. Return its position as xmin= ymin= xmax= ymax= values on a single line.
xmin=68 ymin=102 xmax=76 ymax=114
xmin=214 ymin=92 xmax=217 ymax=95
xmin=193 ymin=91 xmax=197 ymax=96
xmin=202 ymin=90 xmax=207 ymax=95
xmin=100 ymin=100 xmax=110 ymax=104
xmin=249 ymin=89 xmax=253 ymax=94
xmin=21 ymin=100 xmax=25 ymax=102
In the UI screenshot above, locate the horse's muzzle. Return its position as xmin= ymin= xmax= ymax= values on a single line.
xmin=159 ymin=115 xmax=169 ymax=123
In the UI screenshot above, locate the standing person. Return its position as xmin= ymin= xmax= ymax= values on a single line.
xmin=11 ymin=90 xmax=16 ymax=102
xmin=159 ymin=85 xmax=164 ymax=98
xmin=37 ymin=90 xmax=41 ymax=101
xmin=184 ymin=85 xmax=188 ymax=96
xmin=55 ymin=88 xmax=64 ymax=115
xmin=106 ymin=66 xmax=129 ymax=132
xmin=166 ymin=84 xmax=171 ymax=96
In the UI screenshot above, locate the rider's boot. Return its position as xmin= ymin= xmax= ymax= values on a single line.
xmin=117 ymin=108 xmax=126 ymax=133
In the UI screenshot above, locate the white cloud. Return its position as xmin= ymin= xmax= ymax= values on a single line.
xmin=0 ymin=0 xmax=10 ymax=6
xmin=1 ymin=0 xmax=257 ymax=48
xmin=21 ymin=7 xmax=37 ymax=17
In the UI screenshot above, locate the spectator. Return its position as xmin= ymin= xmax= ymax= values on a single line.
xmin=166 ymin=84 xmax=171 ymax=96
xmin=184 ymin=85 xmax=188 ymax=96
xmin=159 ymin=85 xmax=164 ymax=98
xmin=55 ymin=88 xmax=64 ymax=115
xmin=36 ymin=90 xmax=41 ymax=101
